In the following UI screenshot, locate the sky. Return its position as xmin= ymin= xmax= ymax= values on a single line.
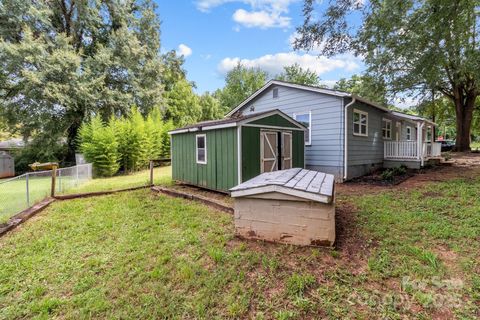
xmin=156 ymin=0 xmax=366 ymax=94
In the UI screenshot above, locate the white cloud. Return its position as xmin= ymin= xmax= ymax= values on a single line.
xmin=177 ymin=44 xmax=192 ymax=57
xmin=218 ymin=52 xmax=360 ymax=76
xmin=196 ymin=0 xmax=297 ymax=29
xmin=233 ymin=9 xmax=290 ymax=29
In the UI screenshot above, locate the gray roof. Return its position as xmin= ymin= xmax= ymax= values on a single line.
xmin=391 ymin=111 xmax=435 ymax=125
xmin=230 ymin=168 xmax=335 ymax=203
xmin=0 ymin=138 xmax=25 ymax=150
xmin=169 ymin=109 xmax=306 ymax=134
xmin=225 ymin=80 xmax=434 ymax=125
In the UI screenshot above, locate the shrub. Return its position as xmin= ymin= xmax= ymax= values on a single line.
xmin=78 ymin=107 xmax=171 ymax=175
xmin=381 ymin=165 xmax=407 ymax=181
xmin=79 ymin=116 xmax=120 ymax=177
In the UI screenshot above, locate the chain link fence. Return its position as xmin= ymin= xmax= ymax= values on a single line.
xmin=0 ymin=163 xmax=92 ymax=222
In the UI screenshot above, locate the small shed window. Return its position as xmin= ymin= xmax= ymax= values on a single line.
xmin=196 ymin=134 xmax=207 ymax=164
xmin=382 ymin=119 xmax=392 ymax=139
xmin=272 ymin=88 xmax=279 ymax=99
xmin=406 ymin=126 xmax=412 ymax=141
xmin=293 ymin=112 xmax=311 ymax=145
xmin=353 ymin=109 xmax=368 ymax=136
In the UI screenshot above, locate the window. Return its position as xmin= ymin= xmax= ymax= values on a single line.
xmin=353 ymin=109 xmax=368 ymax=136
xmin=406 ymin=126 xmax=412 ymax=141
xmin=382 ymin=119 xmax=392 ymax=139
xmin=293 ymin=112 xmax=311 ymax=145
xmin=196 ymin=134 xmax=207 ymax=164
xmin=272 ymin=88 xmax=279 ymax=98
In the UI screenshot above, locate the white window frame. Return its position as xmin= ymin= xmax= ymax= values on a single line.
xmin=406 ymin=126 xmax=412 ymax=141
xmin=353 ymin=109 xmax=368 ymax=137
xmin=293 ymin=111 xmax=312 ymax=146
xmin=196 ymin=134 xmax=207 ymax=164
xmin=382 ymin=118 xmax=392 ymax=140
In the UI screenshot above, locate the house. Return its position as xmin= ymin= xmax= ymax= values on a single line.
xmin=226 ymin=80 xmax=441 ymax=182
xmin=169 ymin=109 xmax=306 ymax=192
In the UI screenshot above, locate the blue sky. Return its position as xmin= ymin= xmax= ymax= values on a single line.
xmin=156 ymin=0 xmax=366 ymax=94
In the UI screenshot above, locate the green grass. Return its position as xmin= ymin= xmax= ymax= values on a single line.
xmin=0 ymin=166 xmax=172 ymax=223
xmin=63 ymin=166 xmax=173 ymax=194
xmin=0 ymin=173 xmax=479 ymax=318
xmin=471 ymin=141 xmax=480 ymax=150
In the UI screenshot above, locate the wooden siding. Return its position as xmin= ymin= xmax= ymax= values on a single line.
xmin=239 ymin=85 xmax=344 ymax=169
xmin=249 ymin=114 xmax=303 ymax=129
xmin=347 ymin=101 xmax=390 ymax=166
xmin=171 ymin=127 xmax=238 ymax=191
xmin=241 ymin=126 xmax=304 ymax=182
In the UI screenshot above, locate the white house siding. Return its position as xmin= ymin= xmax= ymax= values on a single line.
xmin=236 ymin=85 xmax=345 ymax=179
xmin=346 ymin=100 xmax=393 ymax=179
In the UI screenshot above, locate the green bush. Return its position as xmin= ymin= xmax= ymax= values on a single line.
xmin=79 ymin=116 xmax=120 ymax=177
xmin=381 ymin=165 xmax=408 ymax=181
xmin=78 ymin=107 xmax=171 ymax=176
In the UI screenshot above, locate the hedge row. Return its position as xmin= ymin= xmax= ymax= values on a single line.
xmin=78 ymin=108 xmax=173 ymax=176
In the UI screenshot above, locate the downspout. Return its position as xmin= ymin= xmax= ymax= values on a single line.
xmin=343 ymin=97 xmax=356 ymax=181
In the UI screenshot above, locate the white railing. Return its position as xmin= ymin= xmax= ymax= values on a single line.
xmin=384 ymin=141 xmax=442 ymax=160
xmin=423 ymin=142 xmax=442 ymax=158
xmin=384 ymin=141 xmax=418 ymax=159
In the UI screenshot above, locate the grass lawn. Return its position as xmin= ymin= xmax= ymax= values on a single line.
xmin=0 ymin=166 xmax=172 ymax=223
xmin=0 ymin=172 xmax=479 ymax=318
xmin=63 ymin=166 xmax=173 ymax=194
xmin=471 ymin=141 xmax=480 ymax=150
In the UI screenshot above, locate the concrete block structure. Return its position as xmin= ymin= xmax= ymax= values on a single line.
xmin=230 ymin=168 xmax=335 ymax=246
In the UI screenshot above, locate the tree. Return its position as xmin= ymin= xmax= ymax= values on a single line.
xmin=0 ymin=0 xmax=163 ymax=160
xmin=295 ymin=0 xmax=480 ymax=151
xmin=163 ymin=79 xmax=201 ymax=126
xmin=198 ymin=92 xmax=226 ymax=121
xmin=276 ymin=63 xmax=321 ymax=86
xmin=334 ymin=74 xmax=389 ymax=106
xmin=217 ymin=63 xmax=267 ymax=111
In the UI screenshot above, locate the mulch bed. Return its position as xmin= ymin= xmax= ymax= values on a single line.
xmin=348 ymin=170 xmax=415 ymax=186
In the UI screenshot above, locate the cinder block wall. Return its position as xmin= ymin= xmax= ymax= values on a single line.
xmin=234 ymin=196 xmax=335 ymax=246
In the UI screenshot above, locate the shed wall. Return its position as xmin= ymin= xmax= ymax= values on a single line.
xmin=241 ymin=127 xmax=304 ymax=182
xmin=0 ymin=153 xmax=14 ymax=178
xmin=171 ymin=127 xmax=238 ymax=191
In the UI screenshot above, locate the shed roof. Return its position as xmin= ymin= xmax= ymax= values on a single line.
xmin=169 ymin=109 xmax=306 ymax=135
xmin=230 ymin=168 xmax=335 ymax=204
xmin=0 ymin=138 xmax=24 ymax=150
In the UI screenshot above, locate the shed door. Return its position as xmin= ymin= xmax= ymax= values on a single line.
xmin=282 ymin=132 xmax=292 ymax=169
xmin=260 ymin=131 xmax=278 ymax=173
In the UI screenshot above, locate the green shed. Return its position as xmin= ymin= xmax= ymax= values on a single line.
xmin=169 ymin=110 xmax=306 ymax=192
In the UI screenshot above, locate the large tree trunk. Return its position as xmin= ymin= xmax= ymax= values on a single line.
xmin=66 ymin=109 xmax=85 ymax=163
xmin=453 ymin=90 xmax=476 ymax=152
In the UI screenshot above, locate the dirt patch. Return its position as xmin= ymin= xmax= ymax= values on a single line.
xmin=337 ymin=153 xmax=480 ymax=196
xmin=335 ymin=200 xmax=372 ymax=272
xmin=170 ymin=183 xmax=233 ymax=207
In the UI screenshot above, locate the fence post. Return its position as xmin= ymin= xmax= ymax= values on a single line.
xmin=51 ymin=165 xmax=57 ymax=197
xmin=76 ymin=165 xmax=79 ymax=186
xmin=149 ymin=160 xmax=154 ymax=186
xmin=26 ymin=173 xmax=30 ymax=207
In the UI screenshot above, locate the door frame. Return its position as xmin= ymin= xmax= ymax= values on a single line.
xmin=260 ymin=129 xmax=293 ymax=173
xmin=260 ymin=130 xmax=278 ymax=173
xmin=281 ymin=131 xmax=293 ymax=169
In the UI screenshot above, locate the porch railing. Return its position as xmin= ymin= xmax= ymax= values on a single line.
xmin=423 ymin=142 xmax=442 ymax=158
xmin=384 ymin=141 xmax=418 ymax=159
xmin=384 ymin=141 xmax=442 ymax=160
